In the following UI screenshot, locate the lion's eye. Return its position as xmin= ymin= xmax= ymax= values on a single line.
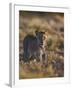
xmin=43 ymin=36 xmax=45 ymax=40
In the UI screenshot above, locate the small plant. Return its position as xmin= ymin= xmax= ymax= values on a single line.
xmin=47 ymin=38 xmax=54 ymax=51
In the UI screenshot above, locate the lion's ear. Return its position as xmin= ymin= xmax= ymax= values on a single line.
xmin=35 ymin=30 xmax=39 ymax=36
xmin=41 ymin=31 xmax=45 ymax=34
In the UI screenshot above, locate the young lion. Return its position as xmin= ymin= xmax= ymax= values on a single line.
xmin=23 ymin=30 xmax=48 ymax=63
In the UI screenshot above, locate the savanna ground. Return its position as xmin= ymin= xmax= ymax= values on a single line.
xmin=19 ymin=11 xmax=64 ymax=79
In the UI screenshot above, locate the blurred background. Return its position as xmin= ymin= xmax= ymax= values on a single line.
xmin=19 ymin=11 xmax=64 ymax=79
